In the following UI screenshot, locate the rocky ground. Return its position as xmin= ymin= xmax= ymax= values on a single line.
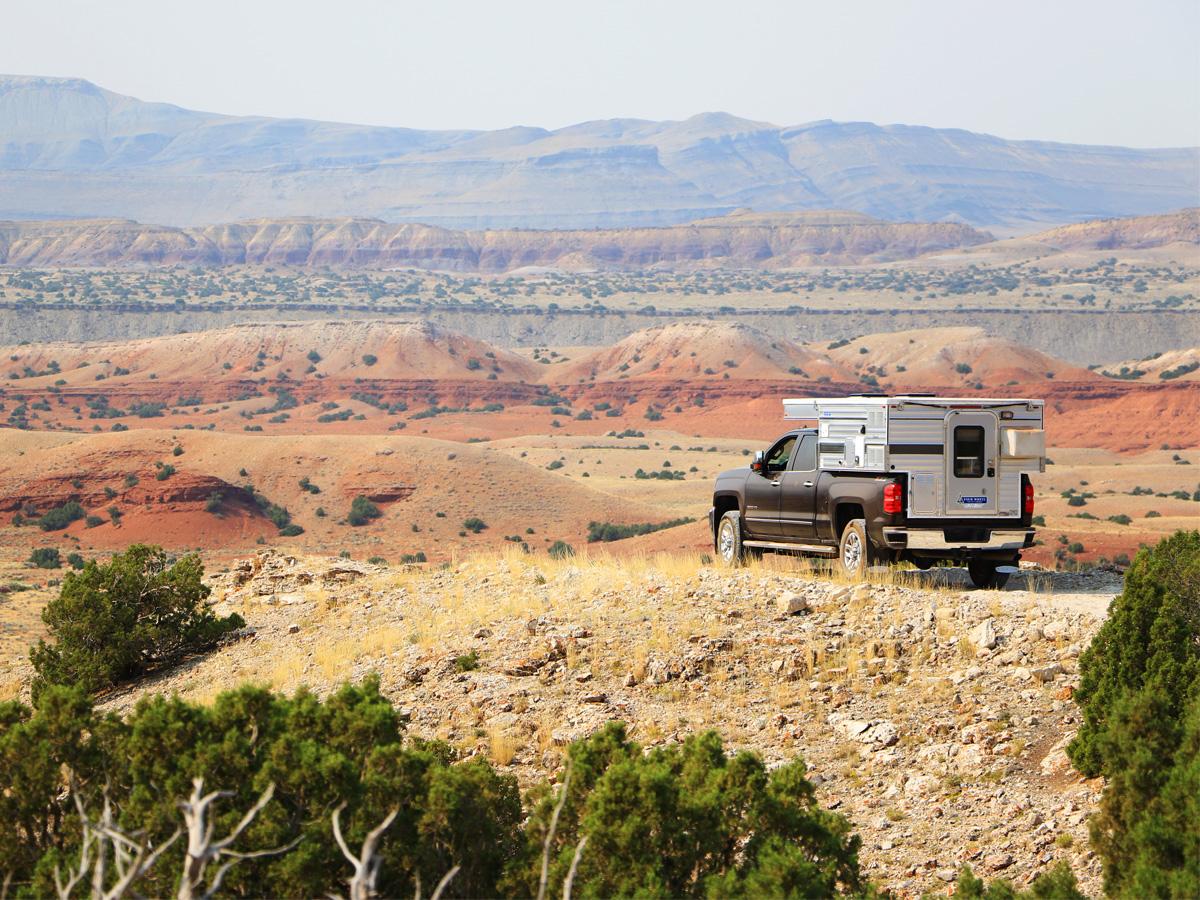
xmin=90 ymin=549 xmax=1117 ymax=896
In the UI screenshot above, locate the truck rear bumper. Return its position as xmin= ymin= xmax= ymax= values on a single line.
xmin=881 ymin=527 xmax=1034 ymax=551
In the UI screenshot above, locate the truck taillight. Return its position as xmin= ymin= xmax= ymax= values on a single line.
xmin=1024 ymin=479 xmax=1035 ymax=515
xmin=883 ymin=481 xmax=902 ymax=515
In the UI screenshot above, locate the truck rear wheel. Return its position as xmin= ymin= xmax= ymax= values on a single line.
xmin=838 ymin=518 xmax=881 ymax=580
xmin=968 ymin=559 xmax=1012 ymax=589
xmin=717 ymin=510 xmax=747 ymax=567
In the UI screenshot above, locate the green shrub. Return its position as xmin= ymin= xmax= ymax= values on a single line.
xmin=348 ymin=496 xmax=382 ymax=526
xmin=502 ymin=723 xmax=863 ymax=898
xmin=37 ymin=501 xmax=85 ymax=531
xmin=462 ymin=516 xmax=487 ymax=533
xmin=362 ymin=353 xmax=378 ymax=366
xmin=155 ymin=463 xmax=176 ymax=481
xmin=1067 ymin=530 xmax=1200 ymax=895
xmin=454 ymin=651 xmax=480 ymax=672
xmin=29 ymin=545 xmax=244 ymax=697
xmin=28 ymin=547 xmax=61 ymax=569
xmin=65 ymin=552 xmax=85 ymax=570
xmin=548 ymin=540 xmax=575 ymax=559
xmin=0 ymin=678 xmax=522 ymax=898
xmin=952 ymin=861 xmax=1085 ymax=898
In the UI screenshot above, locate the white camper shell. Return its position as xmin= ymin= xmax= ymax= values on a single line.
xmin=782 ymin=395 xmax=1045 ymax=520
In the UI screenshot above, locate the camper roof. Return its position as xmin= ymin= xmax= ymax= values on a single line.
xmin=782 ymin=396 xmax=1043 ymax=419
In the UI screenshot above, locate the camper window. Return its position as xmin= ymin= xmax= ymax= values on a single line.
xmin=953 ymin=425 xmax=985 ymax=478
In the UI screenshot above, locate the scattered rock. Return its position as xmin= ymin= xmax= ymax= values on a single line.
xmin=843 ymin=719 xmax=899 ymax=749
xmin=1030 ymin=663 xmax=1064 ymax=683
xmin=777 ymin=591 xmax=809 ymax=616
xmin=985 ymin=852 xmax=1013 ymax=872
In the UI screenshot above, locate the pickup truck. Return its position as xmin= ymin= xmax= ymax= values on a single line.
xmin=708 ymin=396 xmax=1044 ymax=588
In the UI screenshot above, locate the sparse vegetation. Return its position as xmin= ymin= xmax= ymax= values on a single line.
xmin=28 ymin=547 xmax=62 ymax=569
xmin=587 ymin=517 xmax=696 ymax=543
xmin=347 ymin=495 xmax=382 ymax=526
xmin=36 ymin=500 xmax=85 ymax=532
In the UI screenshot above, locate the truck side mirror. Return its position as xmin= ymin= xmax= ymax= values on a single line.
xmin=750 ymin=450 xmax=764 ymax=473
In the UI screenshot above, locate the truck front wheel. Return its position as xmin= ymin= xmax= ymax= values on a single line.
xmin=838 ymin=518 xmax=882 ymax=579
xmin=717 ymin=510 xmax=747 ymax=567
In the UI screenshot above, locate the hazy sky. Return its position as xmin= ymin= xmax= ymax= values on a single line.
xmin=4 ymin=0 xmax=1198 ymax=147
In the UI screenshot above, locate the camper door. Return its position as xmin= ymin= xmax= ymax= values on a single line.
xmin=945 ymin=410 xmax=999 ymax=516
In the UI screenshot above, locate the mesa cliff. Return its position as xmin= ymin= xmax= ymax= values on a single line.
xmin=0 ymin=211 xmax=992 ymax=271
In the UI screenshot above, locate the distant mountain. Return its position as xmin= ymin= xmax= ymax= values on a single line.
xmin=1 ymin=75 xmax=1196 ymax=232
xmin=0 ymin=210 xmax=993 ymax=271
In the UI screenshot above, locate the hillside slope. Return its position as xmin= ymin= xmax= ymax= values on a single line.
xmin=0 ymin=429 xmax=665 ymax=557
xmin=1025 ymin=208 xmax=1200 ymax=250
xmin=1 ymin=75 xmax=1196 ymax=231
xmin=0 ymin=319 xmax=539 ymax=383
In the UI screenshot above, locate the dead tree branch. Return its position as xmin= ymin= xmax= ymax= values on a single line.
xmin=330 ymin=804 xmax=399 ymax=900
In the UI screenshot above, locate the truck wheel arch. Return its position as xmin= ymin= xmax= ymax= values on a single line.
xmin=833 ymin=501 xmax=865 ymax=540
xmin=712 ymin=492 xmax=741 ymax=523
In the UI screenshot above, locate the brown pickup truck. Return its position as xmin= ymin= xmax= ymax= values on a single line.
xmin=709 ymin=423 xmax=1037 ymax=589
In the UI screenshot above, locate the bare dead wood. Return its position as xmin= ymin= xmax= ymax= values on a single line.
xmin=176 ymin=778 xmax=298 ymax=900
xmin=536 ymin=762 xmax=573 ymax=900
xmin=330 ymin=803 xmax=399 ymax=900
xmin=562 ymin=835 xmax=588 ymax=900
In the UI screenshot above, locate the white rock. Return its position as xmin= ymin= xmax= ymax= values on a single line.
xmin=904 ymin=774 xmax=940 ymax=797
xmin=969 ymin=618 xmax=997 ymax=650
xmin=1043 ymin=620 xmax=1070 ymax=641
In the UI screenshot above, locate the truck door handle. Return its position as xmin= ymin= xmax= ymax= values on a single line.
xmin=770 ymin=481 xmax=780 ymax=487
xmin=803 ymin=480 xmax=814 ymax=487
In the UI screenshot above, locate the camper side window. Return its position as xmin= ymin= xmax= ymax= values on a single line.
xmin=953 ymin=425 xmax=985 ymax=478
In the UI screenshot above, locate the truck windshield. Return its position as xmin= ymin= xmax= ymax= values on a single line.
xmin=953 ymin=425 xmax=985 ymax=477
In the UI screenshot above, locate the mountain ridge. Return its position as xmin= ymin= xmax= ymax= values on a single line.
xmin=2 ymin=75 xmax=1196 ymax=232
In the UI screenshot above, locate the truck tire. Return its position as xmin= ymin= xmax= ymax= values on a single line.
xmin=838 ymin=518 xmax=881 ymax=580
xmin=968 ymin=559 xmax=1012 ymax=590
xmin=716 ymin=510 xmax=747 ymax=567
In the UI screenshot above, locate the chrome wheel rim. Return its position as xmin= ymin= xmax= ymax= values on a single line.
xmin=719 ymin=520 xmax=736 ymax=562
xmin=842 ymin=531 xmax=862 ymax=573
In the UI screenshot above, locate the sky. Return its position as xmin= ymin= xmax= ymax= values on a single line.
xmin=3 ymin=0 xmax=1198 ymax=147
